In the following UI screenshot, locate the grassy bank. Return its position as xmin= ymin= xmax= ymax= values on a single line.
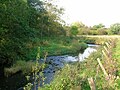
xmin=27 ymin=37 xmax=89 ymax=59
xmin=4 ymin=60 xmax=35 ymax=77
xmin=4 ymin=36 xmax=88 ymax=77
xmin=112 ymin=39 xmax=120 ymax=89
xmin=39 ymin=38 xmax=120 ymax=90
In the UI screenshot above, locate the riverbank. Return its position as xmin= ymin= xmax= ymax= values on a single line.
xmin=39 ymin=38 xmax=120 ymax=90
xmin=39 ymin=44 xmax=102 ymax=90
xmin=4 ymin=36 xmax=88 ymax=77
xmin=112 ymin=39 xmax=120 ymax=84
xmin=0 ymin=41 xmax=97 ymax=90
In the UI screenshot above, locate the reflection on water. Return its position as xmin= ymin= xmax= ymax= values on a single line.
xmin=63 ymin=44 xmax=98 ymax=62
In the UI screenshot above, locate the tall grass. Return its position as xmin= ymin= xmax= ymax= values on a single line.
xmin=4 ymin=60 xmax=35 ymax=77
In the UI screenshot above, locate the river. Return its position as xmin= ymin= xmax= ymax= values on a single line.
xmin=0 ymin=44 xmax=98 ymax=90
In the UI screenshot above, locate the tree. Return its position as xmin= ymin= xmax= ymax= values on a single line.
xmin=0 ymin=0 xmax=66 ymax=76
xmin=71 ymin=22 xmax=87 ymax=35
xmin=0 ymin=0 xmax=31 ymax=65
xmin=43 ymin=0 xmax=64 ymax=37
xmin=70 ymin=26 xmax=78 ymax=36
xmin=0 ymin=0 xmax=65 ymax=66
xmin=27 ymin=0 xmax=65 ymax=37
xmin=92 ymin=23 xmax=105 ymax=30
xmin=110 ymin=23 xmax=120 ymax=34
xmin=72 ymin=22 xmax=85 ymax=28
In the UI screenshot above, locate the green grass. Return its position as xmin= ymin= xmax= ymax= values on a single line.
xmin=113 ymin=39 xmax=120 ymax=62
xmin=112 ymin=39 xmax=120 ymax=89
xmin=113 ymin=39 xmax=120 ymax=77
xmin=27 ymin=36 xmax=89 ymax=59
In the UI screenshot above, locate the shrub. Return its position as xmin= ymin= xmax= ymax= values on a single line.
xmin=72 ymin=41 xmax=88 ymax=53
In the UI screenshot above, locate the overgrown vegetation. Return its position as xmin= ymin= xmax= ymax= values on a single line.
xmin=37 ymin=38 xmax=120 ymax=90
xmin=4 ymin=60 xmax=35 ymax=77
xmin=28 ymin=37 xmax=88 ymax=59
xmin=112 ymin=39 xmax=120 ymax=89
xmin=38 ymin=46 xmax=101 ymax=90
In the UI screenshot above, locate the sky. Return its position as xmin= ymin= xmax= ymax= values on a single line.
xmin=56 ymin=0 xmax=120 ymax=27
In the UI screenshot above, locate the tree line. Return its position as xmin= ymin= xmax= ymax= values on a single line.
xmin=68 ymin=22 xmax=120 ymax=36
xmin=0 ymin=0 xmax=65 ymax=69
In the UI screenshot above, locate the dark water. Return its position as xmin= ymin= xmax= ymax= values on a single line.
xmin=0 ymin=44 xmax=98 ymax=90
xmin=0 ymin=72 xmax=27 ymax=90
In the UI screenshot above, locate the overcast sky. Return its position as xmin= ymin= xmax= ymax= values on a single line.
xmin=56 ymin=0 xmax=120 ymax=27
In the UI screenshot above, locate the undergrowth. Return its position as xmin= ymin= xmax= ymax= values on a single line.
xmin=38 ymin=38 xmax=120 ymax=90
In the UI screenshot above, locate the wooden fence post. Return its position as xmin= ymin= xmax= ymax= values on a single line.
xmin=105 ymin=42 xmax=110 ymax=48
xmin=103 ymin=46 xmax=109 ymax=54
xmin=102 ymin=50 xmax=108 ymax=59
xmin=88 ymin=77 xmax=96 ymax=90
xmin=97 ymin=58 xmax=108 ymax=77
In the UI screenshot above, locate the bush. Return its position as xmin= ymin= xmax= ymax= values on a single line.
xmin=79 ymin=42 xmax=88 ymax=52
xmin=110 ymin=23 xmax=120 ymax=34
xmin=72 ymin=41 xmax=88 ymax=53
xmin=70 ymin=26 xmax=79 ymax=36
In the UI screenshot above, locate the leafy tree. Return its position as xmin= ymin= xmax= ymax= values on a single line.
xmin=72 ymin=22 xmax=85 ymax=28
xmin=43 ymin=0 xmax=64 ymax=37
xmin=27 ymin=0 xmax=64 ymax=37
xmin=110 ymin=23 xmax=120 ymax=34
xmin=71 ymin=22 xmax=87 ymax=35
xmin=0 ymin=0 xmax=32 ymax=65
xmin=0 ymin=0 xmax=65 ymax=71
xmin=92 ymin=23 xmax=105 ymax=30
xmin=97 ymin=28 xmax=108 ymax=35
xmin=70 ymin=26 xmax=78 ymax=36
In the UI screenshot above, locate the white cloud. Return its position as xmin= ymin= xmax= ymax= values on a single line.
xmin=56 ymin=0 xmax=120 ymax=27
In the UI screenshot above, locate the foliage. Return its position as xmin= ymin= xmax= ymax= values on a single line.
xmin=110 ymin=23 xmax=120 ymax=34
xmin=113 ymin=39 xmax=120 ymax=77
xmin=72 ymin=41 xmax=88 ymax=53
xmin=34 ymin=37 xmax=89 ymax=57
xmin=70 ymin=25 xmax=78 ymax=36
xmin=38 ymin=39 xmax=120 ymax=90
xmin=66 ymin=22 xmax=120 ymax=35
xmin=97 ymin=28 xmax=108 ymax=35
xmin=72 ymin=21 xmax=85 ymax=28
xmin=68 ymin=22 xmax=109 ymax=35
xmin=92 ymin=23 xmax=105 ymax=30
xmin=0 ymin=0 xmax=33 ymax=66
xmin=40 ymin=64 xmax=90 ymax=90
xmin=0 ymin=0 xmax=65 ymax=70
xmin=37 ymin=42 xmax=102 ymax=90
xmin=24 ymin=47 xmax=47 ymax=90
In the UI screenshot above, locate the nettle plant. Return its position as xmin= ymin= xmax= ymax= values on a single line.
xmin=24 ymin=47 xmax=47 ymax=90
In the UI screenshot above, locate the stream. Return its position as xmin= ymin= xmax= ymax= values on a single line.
xmin=0 ymin=44 xmax=98 ymax=90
